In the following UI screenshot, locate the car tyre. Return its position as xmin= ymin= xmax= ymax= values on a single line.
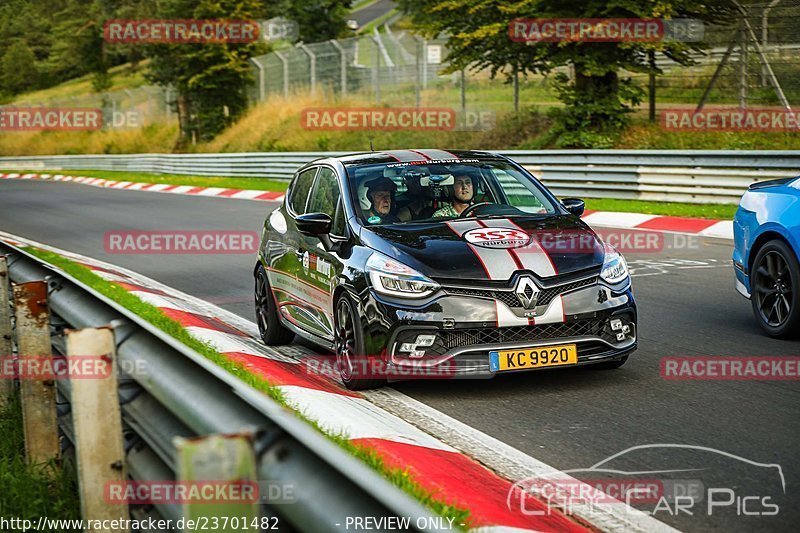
xmin=750 ymin=239 xmax=800 ymax=339
xmin=255 ymin=264 xmax=294 ymax=345
xmin=334 ymin=294 xmax=385 ymax=390
xmin=592 ymin=355 xmax=628 ymax=370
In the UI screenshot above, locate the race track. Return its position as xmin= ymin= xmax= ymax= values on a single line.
xmin=2 ymin=178 xmax=798 ymax=532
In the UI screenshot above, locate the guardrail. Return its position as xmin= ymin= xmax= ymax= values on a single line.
xmin=1 ymin=150 xmax=798 ymax=204
xmin=0 ymin=242 xmax=446 ymax=532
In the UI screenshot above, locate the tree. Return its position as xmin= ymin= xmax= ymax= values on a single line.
xmin=398 ymin=0 xmax=740 ymax=147
xmin=144 ymin=0 xmax=269 ymax=147
xmin=1 ymin=41 xmax=39 ymax=95
xmin=281 ymin=0 xmax=350 ymax=42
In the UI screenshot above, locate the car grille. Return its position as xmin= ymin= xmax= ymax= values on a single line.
xmin=440 ymin=319 xmax=606 ymax=350
xmin=443 ymin=276 xmax=598 ymax=308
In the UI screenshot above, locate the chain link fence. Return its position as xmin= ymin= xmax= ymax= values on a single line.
xmin=250 ymin=2 xmax=800 ymax=116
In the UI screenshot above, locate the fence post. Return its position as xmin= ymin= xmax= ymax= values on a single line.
xmin=460 ymin=68 xmax=466 ymax=115
xmin=648 ymin=50 xmax=656 ymax=122
xmin=415 ymin=37 xmax=422 ymax=108
xmin=513 ymin=68 xmax=519 ymax=113
xmin=66 ymin=327 xmax=129 ymax=532
xmin=739 ymin=25 xmax=748 ymax=110
xmin=274 ymin=51 xmax=289 ymax=99
xmin=373 ymin=37 xmax=381 ymax=104
xmin=300 ymin=44 xmax=317 ymax=97
xmin=13 ymin=280 xmax=59 ymax=465
xmin=175 ymin=433 xmax=259 ymax=525
xmin=0 ymin=256 xmax=12 ymax=408
xmin=330 ymin=40 xmax=347 ymax=97
xmin=422 ymin=40 xmax=429 ymax=90
xmin=252 ymin=58 xmax=266 ymax=102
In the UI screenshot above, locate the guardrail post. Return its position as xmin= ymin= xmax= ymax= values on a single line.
xmin=0 ymin=255 xmax=12 ymax=408
xmin=13 ymin=280 xmax=60 ymax=465
xmin=66 ymin=327 xmax=129 ymax=531
xmin=175 ymin=433 xmax=259 ymax=529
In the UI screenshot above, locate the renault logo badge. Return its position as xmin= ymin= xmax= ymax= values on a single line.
xmin=515 ymin=276 xmax=540 ymax=309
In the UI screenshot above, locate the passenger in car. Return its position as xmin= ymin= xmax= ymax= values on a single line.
xmin=363 ymin=177 xmax=400 ymax=224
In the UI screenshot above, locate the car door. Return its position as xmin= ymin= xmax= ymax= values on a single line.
xmin=268 ymin=166 xmax=321 ymax=336
xmin=295 ymin=166 xmax=345 ymax=341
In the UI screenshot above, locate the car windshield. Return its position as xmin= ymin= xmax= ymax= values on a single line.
xmin=345 ymin=159 xmax=559 ymax=226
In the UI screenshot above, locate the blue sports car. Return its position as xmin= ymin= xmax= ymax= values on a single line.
xmin=733 ymin=176 xmax=800 ymax=338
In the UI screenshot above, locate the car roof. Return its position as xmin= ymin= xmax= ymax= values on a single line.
xmin=327 ymin=149 xmax=506 ymax=166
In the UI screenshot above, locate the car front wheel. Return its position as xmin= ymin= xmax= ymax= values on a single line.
xmin=750 ymin=240 xmax=800 ymax=338
xmin=334 ymin=294 xmax=385 ymax=390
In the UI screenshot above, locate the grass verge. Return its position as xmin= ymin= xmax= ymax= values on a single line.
xmin=11 ymin=169 xmax=288 ymax=192
xmin=583 ymin=198 xmax=738 ymax=220
xmin=0 ymin=393 xmax=81 ymax=523
xmin=21 ymin=246 xmax=471 ymax=529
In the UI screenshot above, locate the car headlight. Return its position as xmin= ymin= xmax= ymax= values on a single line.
xmin=366 ymin=252 xmax=439 ymax=298
xmin=600 ymin=246 xmax=629 ymax=284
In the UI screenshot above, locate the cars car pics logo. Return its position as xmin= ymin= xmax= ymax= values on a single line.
xmin=462 ymin=227 xmax=530 ymax=249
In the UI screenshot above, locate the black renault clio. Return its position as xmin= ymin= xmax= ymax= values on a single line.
xmin=255 ymin=149 xmax=636 ymax=389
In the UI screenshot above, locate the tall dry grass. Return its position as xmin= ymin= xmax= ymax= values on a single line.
xmin=0 ymin=123 xmax=179 ymax=156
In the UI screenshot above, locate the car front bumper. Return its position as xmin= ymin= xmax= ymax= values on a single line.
xmin=362 ymin=274 xmax=637 ymax=380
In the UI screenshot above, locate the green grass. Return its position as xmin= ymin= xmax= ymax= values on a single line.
xmin=12 ymin=63 xmax=149 ymax=105
xmin=584 ymin=198 xmax=738 ymax=219
xmin=21 ymin=246 xmax=470 ymax=529
xmin=0 ymin=393 xmax=81 ymax=524
xmin=13 ymin=169 xmax=288 ymax=192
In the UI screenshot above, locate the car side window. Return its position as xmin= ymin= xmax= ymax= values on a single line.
xmin=331 ymin=198 xmax=346 ymax=237
xmin=289 ymin=167 xmax=318 ymax=215
xmin=307 ymin=167 xmax=341 ymax=219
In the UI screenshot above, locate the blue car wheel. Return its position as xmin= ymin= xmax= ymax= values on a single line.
xmin=750 ymin=239 xmax=800 ymax=338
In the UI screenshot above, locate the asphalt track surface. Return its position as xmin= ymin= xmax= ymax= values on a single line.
xmin=2 ymin=179 xmax=799 ymax=532
xmin=350 ymin=0 xmax=397 ymax=28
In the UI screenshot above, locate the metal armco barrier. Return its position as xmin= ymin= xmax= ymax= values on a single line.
xmin=0 ymin=241 xmax=448 ymax=533
xmin=1 ymin=150 xmax=799 ymax=204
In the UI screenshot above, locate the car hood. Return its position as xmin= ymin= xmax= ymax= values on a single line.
xmin=360 ymin=215 xmax=605 ymax=282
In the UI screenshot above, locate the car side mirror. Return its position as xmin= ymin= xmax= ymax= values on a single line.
xmin=296 ymin=212 xmax=336 ymax=250
xmin=562 ymin=198 xmax=585 ymax=217
xmin=296 ymin=212 xmax=332 ymax=236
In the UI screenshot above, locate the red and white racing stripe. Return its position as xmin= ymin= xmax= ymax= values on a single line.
xmin=446 ymin=218 xmax=557 ymax=281
xmin=445 ymin=220 xmax=518 ymax=280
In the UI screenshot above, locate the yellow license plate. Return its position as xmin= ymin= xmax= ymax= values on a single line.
xmin=490 ymin=344 xmax=577 ymax=372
